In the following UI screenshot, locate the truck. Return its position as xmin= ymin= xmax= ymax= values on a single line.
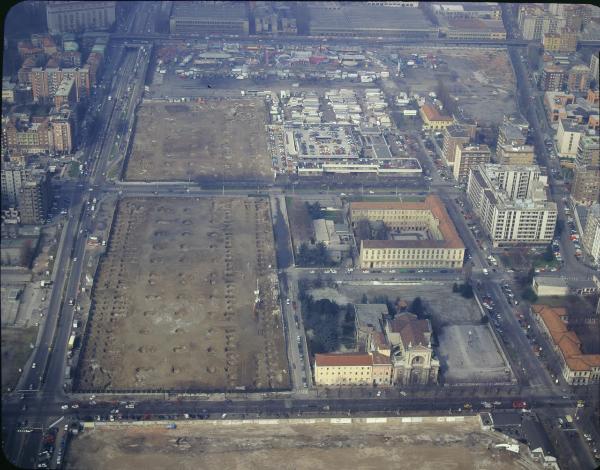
xmin=68 ymin=334 xmax=76 ymax=350
xmin=40 ymin=280 xmax=53 ymax=288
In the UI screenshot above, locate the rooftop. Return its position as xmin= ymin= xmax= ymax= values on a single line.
xmin=388 ymin=312 xmax=431 ymax=347
xmin=354 ymin=303 xmax=387 ymax=333
xmin=315 ymin=352 xmax=374 ymax=367
xmin=533 ymin=304 xmax=600 ymax=372
xmin=171 ymin=1 xmax=247 ymax=20
xmin=421 ymin=103 xmax=453 ymax=122
xmin=352 ymin=195 xmax=465 ymax=250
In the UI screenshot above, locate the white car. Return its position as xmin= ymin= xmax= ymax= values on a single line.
xmin=31 ymin=363 xmax=36 ymax=369
xmin=71 ymin=404 xmax=79 ymax=409
xmin=61 ymin=404 xmax=69 ymax=410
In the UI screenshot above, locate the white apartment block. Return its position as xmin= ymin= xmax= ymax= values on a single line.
xmin=583 ymin=204 xmax=600 ymax=267
xmin=467 ymin=164 xmax=557 ymax=247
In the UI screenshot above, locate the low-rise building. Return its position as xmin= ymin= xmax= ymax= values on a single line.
xmin=352 ymin=195 xmax=465 ymax=269
xmin=419 ymin=103 xmax=454 ymax=130
xmin=314 ymin=352 xmax=392 ymax=386
xmin=532 ymin=305 xmax=600 ymax=385
xmin=453 ymin=143 xmax=491 ymax=182
xmin=582 ymin=204 xmax=600 ymax=266
xmin=467 ymin=164 xmax=557 ymax=246
xmin=532 ymin=276 xmax=569 ymax=297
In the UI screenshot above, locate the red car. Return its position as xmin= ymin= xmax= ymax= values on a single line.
xmin=512 ymin=400 xmax=527 ymax=409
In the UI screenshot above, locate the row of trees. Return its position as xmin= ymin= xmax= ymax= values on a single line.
xmin=302 ymin=296 xmax=355 ymax=354
xmin=296 ymin=242 xmax=335 ymax=267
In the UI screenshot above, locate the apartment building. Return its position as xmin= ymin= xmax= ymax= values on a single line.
xmin=543 ymin=92 xmax=575 ymax=123
xmin=453 ymin=143 xmax=491 ymax=182
xmin=48 ymin=107 xmax=75 ymax=154
xmin=542 ymin=32 xmax=577 ymax=53
xmin=17 ymin=174 xmax=50 ymax=225
xmin=556 ymin=118 xmax=585 ymax=163
xmin=1 ymin=116 xmax=50 ymax=156
xmin=46 ymin=1 xmax=116 ymax=34
xmin=540 ymin=65 xmax=566 ymax=92
xmin=518 ymin=5 xmax=565 ymax=41
xmin=591 ymin=53 xmax=599 ymax=83
xmin=496 ymin=144 xmax=535 ymax=166
xmin=1 ymin=165 xmax=31 ymax=208
xmin=582 ymin=204 xmax=600 ymax=266
xmin=467 ymin=164 xmax=557 ymax=246
xmin=441 ymin=124 xmax=471 ymax=167
xmin=567 ymin=65 xmax=591 ymax=93
xmin=497 ymin=122 xmax=527 ymax=148
xmin=572 ymin=135 xmax=600 ymax=205
xmin=533 ymin=305 xmax=600 ymax=385
xmin=30 ymin=66 xmax=90 ymax=103
xmin=351 ymin=195 xmax=465 ymax=269
xmin=53 ymin=77 xmax=76 ymax=108
xmin=419 ymin=103 xmax=454 ymax=130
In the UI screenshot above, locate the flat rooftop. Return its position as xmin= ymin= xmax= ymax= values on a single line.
xmin=309 ymin=5 xmax=436 ymax=32
xmin=171 ymin=1 xmax=247 ymax=20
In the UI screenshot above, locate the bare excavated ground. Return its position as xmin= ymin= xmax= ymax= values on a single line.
xmin=65 ymin=420 xmax=543 ymax=470
xmin=400 ymin=48 xmax=516 ymax=125
xmin=125 ymin=100 xmax=272 ymax=182
xmin=76 ymin=197 xmax=288 ymax=391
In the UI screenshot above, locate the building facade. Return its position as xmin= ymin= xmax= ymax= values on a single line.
xmin=453 ymin=143 xmax=491 ymax=182
xmin=48 ymin=107 xmax=75 ymax=154
xmin=419 ymin=103 xmax=454 ymax=130
xmin=582 ymin=204 xmax=600 ymax=266
xmin=1 ymin=165 xmax=31 ymax=208
xmin=556 ymin=118 xmax=584 ymax=162
xmin=542 ymin=32 xmax=577 ymax=53
xmin=540 ymin=65 xmax=566 ymax=92
xmin=17 ymin=174 xmax=50 ymax=225
xmin=46 ymin=1 xmax=116 ymax=34
xmin=314 ymin=352 xmax=392 ymax=386
xmin=567 ymin=65 xmax=591 ymax=93
xmin=532 ymin=305 xmax=600 ymax=385
xmin=169 ymin=2 xmax=249 ymax=35
xmin=441 ymin=124 xmax=471 ymax=167
xmin=384 ymin=313 xmax=439 ymax=385
xmin=572 ymin=135 xmax=600 ymax=204
xmin=467 ymin=164 xmax=557 ymax=246
xmin=352 ymin=195 xmax=465 ymax=269
xmin=30 ymin=66 xmax=90 ymax=103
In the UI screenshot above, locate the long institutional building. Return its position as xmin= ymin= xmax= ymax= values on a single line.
xmin=46 ymin=1 xmax=116 ymax=34
xmin=351 ymin=195 xmax=465 ymax=269
xmin=314 ymin=307 xmax=439 ymax=387
xmin=467 ymin=164 xmax=557 ymax=247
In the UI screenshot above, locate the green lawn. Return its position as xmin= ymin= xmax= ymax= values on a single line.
xmin=68 ymin=161 xmax=80 ymax=178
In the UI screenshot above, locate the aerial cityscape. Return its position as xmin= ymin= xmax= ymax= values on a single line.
xmin=1 ymin=1 xmax=599 ymax=469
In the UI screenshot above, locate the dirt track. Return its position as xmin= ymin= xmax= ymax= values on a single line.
xmin=76 ymin=197 xmax=288 ymax=391
xmin=125 ymin=100 xmax=272 ymax=182
xmin=66 ymin=420 xmax=543 ymax=470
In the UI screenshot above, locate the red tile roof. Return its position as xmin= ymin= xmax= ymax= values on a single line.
xmin=388 ymin=313 xmax=430 ymax=347
xmin=315 ymin=352 xmax=373 ymax=367
xmin=352 ymin=195 xmax=464 ymax=249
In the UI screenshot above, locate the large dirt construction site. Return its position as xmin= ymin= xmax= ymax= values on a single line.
xmin=76 ymin=197 xmax=288 ymax=391
xmin=66 ymin=419 xmax=544 ymax=470
xmin=125 ymin=100 xmax=272 ymax=182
